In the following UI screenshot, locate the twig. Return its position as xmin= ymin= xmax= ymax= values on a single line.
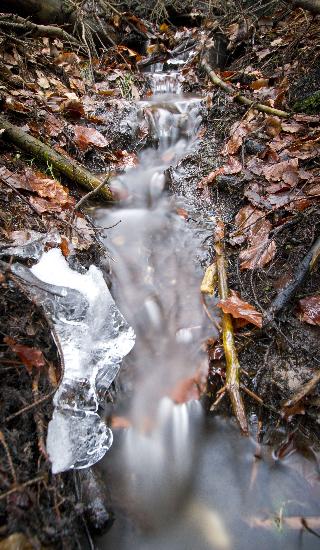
xmin=201 ymin=59 xmax=290 ymax=118
xmin=282 ymin=369 xmax=320 ymax=409
xmin=214 ymin=220 xmax=248 ymax=433
xmin=0 ymin=431 xmax=17 ymax=484
xmin=5 ymin=388 xmax=57 ymax=423
xmin=0 ymin=475 xmax=46 ymax=501
xmin=265 ymin=233 xmax=320 ymax=321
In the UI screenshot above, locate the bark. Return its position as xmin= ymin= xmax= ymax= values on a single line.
xmin=0 ymin=116 xmax=114 ymax=202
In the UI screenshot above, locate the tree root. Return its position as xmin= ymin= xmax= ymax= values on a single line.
xmin=201 ymin=59 xmax=290 ymax=118
xmin=0 ymin=115 xmax=114 ymax=202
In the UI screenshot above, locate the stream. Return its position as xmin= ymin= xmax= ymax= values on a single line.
xmin=92 ymin=64 xmax=320 ymax=549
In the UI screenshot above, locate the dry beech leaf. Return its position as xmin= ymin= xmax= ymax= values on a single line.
xmin=29 ymin=196 xmax=62 ymax=214
xmin=223 ymin=120 xmax=253 ymax=155
xmin=4 ymin=336 xmax=46 ymax=373
xmin=298 ymin=295 xmax=320 ymax=325
xmin=240 ymin=238 xmax=276 ymax=269
xmin=73 ymin=125 xmax=109 ymax=151
xmin=287 ymin=137 xmax=320 ymax=160
xmin=262 ymin=158 xmax=299 ymax=186
xmin=264 ymin=116 xmax=281 ymax=137
xmin=251 ymin=78 xmax=269 ymax=90
xmin=198 ymin=157 xmax=242 ymax=187
xmin=217 ymin=289 xmax=262 ymax=328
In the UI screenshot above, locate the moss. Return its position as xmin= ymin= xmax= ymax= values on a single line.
xmin=293 ymin=90 xmax=320 ymax=114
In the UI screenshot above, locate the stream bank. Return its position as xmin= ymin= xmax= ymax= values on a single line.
xmin=0 ymin=1 xmax=320 ymax=547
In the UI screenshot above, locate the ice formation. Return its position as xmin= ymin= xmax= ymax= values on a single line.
xmin=12 ymin=248 xmax=135 ymax=473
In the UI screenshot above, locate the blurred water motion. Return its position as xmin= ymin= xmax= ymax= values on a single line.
xmin=94 ymin=68 xmax=320 ymax=550
xmin=99 ymin=417 xmax=320 ymax=550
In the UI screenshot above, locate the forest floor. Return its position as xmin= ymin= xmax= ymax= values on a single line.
xmin=0 ymin=1 xmax=320 ymax=547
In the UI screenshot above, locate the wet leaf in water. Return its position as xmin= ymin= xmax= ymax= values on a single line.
xmin=217 ymin=289 xmax=263 ymax=327
xmin=4 ymin=336 xmax=46 ymax=373
xmin=298 ymin=295 xmax=320 ymax=325
xmin=73 ymin=125 xmax=109 ymax=151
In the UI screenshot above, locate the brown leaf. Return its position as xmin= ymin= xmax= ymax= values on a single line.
xmin=264 ymin=116 xmax=281 ymax=137
xmin=240 ymin=238 xmax=276 ymax=269
xmin=5 ymin=96 xmax=30 ymax=114
xmin=263 ymin=158 xmax=299 ymax=186
xmin=222 ymin=157 xmax=242 ymax=174
xmin=222 ymin=118 xmax=254 ymax=155
xmin=217 ymin=290 xmax=262 ymax=328
xmin=4 ymin=336 xmax=46 ymax=373
xmin=251 ymin=78 xmax=269 ymax=90
xmin=73 ymin=125 xmax=109 ymax=151
xmin=25 ymin=170 xmax=73 ymax=206
xmin=231 ymin=204 xmax=272 ymax=244
xmin=30 ymin=196 xmax=63 ymax=213
xmin=43 ymin=113 xmax=64 ymax=137
xmin=281 ymin=122 xmax=304 ymax=133
xmin=198 ymin=167 xmax=224 ymax=187
xmin=298 ymin=295 xmax=320 ymax=325
xmin=287 ymin=137 xmax=320 ymax=160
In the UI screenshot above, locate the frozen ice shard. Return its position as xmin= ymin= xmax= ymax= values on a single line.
xmin=11 ymin=248 xmax=135 ymax=473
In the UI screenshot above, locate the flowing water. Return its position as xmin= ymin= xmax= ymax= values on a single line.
xmin=93 ymin=64 xmax=320 ymax=549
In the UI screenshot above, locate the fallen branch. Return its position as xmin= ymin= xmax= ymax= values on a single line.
xmin=0 ymin=116 xmax=114 ymax=202
xmin=201 ymin=59 xmax=290 ymax=118
xmin=0 ymin=14 xmax=80 ymax=44
xmin=265 ymin=234 xmax=320 ymax=321
xmin=214 ymin=221 xmax=248 ymax=434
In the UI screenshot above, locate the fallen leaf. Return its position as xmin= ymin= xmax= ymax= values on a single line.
xmin=5 ymin=96 xmax=30 ymax=113
xmin=264 ymin=116 xmax=281 ymax=137
xmin=240 ymin=238 xmax=276 ymax=269
xmin=73 ymin=125 xmax=109 ymax=151
xmin=263 ymin=158 xmax=299 ymax=186
xmin=287 ymin=137 xmax=320 ymax=160
xmin=251 ymin=78 xmax=269 ymax=90
xmin=217 ymin=290 xmax=262 ymax=328
xmin=43 ymin=113 xmax=64 ymax=137
xmin=4 ymin=336 xmax=46 ymax=373
xmin=29 ymin=196 xmax=62 ymax=214
xmin=298 ymin=295 xmax=320 ymax=325
xmin=223 ymin=119 xmax=253 ymax=155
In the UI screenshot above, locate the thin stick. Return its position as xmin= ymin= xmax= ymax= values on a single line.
xmin=201 ymin=59 xmax=290 ymax=118
xmin=265 ymin=234 xmax=320 ymax=321
xmin=215 ymin=221 xmax=248 ymax=434
xmin=0 ymin=431 xmax=17 ymax=484
xmin=282 ymin=369 xmax=320 ymax=409
xmin=0 ymin=475 xmax=46 ymax=501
